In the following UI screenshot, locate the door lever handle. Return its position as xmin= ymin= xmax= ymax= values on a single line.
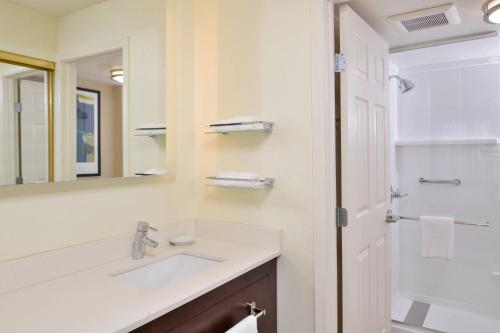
xmin=390 ymin=186 xmax=408 ymax=203
xmin=385 ymin=210 xmax=400 ymax=224
xmin=391 ymin=191 xmax=408 ymax=199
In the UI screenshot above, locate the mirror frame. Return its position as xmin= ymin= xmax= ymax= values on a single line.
xmin=0 ymin=50 xmax=55 ymax=182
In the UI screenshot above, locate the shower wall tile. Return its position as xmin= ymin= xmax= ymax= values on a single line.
xmin=396 ymin=145 xmax=500 ymax=313
xmin=398 ymin=62 xmax=500 ymax=141
xmin=395 ymin=60 xmax=500 ymax=314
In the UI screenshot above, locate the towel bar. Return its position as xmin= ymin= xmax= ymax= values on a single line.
xmin=385 ymin=210 xmax=490 ymax=227
xmin=419 ymin=177 xmax=461 ymax=185
xmin=246 ymin=302 xmax=266 ymax=319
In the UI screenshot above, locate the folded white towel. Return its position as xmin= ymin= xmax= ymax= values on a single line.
xmin=216 ymin=171 xmax=258 ymax=180
xmin=137 ymin=123 xmax=166 ymax=129
xmin=226 ymin=316 xmax=258 ymax=333
xmin=213 ymin=180 xmax=263 ymax=189
xmin=421 ymin=216 xmax=455 ymax=260
xmin=209 ymin=123 xmax=263 ymax=133
xmin=212 ymin=117 xmax=256 ymax=125
xmin=141 ymin=168 xmax=167 ymax=175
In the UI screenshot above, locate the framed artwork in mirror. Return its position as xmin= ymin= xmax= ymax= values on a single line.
xmin=76 ymin=87 xmax=101 ymax=177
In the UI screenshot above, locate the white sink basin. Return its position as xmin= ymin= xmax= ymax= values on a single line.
xmin=114 ymin=254 xmax=220 ymax=289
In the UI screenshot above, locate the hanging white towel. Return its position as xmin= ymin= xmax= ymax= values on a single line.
xmin=226 ymin=316 xmax=258 ymax=333
xmin=421 ymin=216 xmax=455 ymax=260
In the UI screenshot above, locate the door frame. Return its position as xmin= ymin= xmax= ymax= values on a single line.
xmin=311 ymin=0 xmax=338 ymax=332
xmin=55 ymin=38 xmax=130 ymax=181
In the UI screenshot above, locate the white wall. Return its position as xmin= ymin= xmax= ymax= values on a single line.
xmin=398 ymin=61 xmax=500 ymax=142
xmin=392 ymin=41 xmax=500 ymax=315
xmin=389 ymin=62 xmax=401 ymax=299
xmin=390 ymin=36 xmax=500 ymax=70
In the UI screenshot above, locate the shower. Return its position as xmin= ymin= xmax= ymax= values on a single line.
xmin=389 ymin=37 xmax=500 ymax=333
xmin=390 ymin=75 xmax=415 ymax=93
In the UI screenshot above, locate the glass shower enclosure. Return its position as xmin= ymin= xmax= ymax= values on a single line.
xmin=389 ymin=36 xmax=500 ymax=333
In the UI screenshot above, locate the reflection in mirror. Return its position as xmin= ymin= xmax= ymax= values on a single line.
xmin=0 ymin=0 xmax=168 ymax=187
xmin=75 ymin=52 xmax=124 ymax=179
xmin=0 ymin=63 xmax=49 ymax=186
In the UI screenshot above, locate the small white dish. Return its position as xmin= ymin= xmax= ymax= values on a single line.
xmin=170 ymin=235 xmax=195 ymax=246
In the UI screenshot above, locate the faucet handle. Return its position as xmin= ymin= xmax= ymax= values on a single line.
xmin=137 ymin=221 xmax=158 ymax=232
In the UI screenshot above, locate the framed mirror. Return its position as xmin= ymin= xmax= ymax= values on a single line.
xmin=0 ymin=0 xmax=168 ymax=187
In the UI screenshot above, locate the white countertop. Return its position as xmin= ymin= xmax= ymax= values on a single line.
xmin=0 ymin=219 xmax=281 ymax=333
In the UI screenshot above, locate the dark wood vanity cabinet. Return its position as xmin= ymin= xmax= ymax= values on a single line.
xmin=132 ymin=259 xmax=277 ymax=333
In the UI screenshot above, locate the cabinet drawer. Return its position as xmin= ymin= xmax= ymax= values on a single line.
xmin=132 ymin=259 xmax=277 ymax=333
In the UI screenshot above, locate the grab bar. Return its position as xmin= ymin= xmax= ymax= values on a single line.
xmin=385 ymin=210 xmax=490 ymax=227
xmin=419 ymin=177 xmax=461 ymax=185
xmin=246 ymin=302 xmax=266 ymax=319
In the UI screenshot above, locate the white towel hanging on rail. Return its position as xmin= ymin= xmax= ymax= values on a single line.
xmin=225 ymin=315 xmax=258 ymax=333
xmin=421 ymin=216 xmax=455 ymax=260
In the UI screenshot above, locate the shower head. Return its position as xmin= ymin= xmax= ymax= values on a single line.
xmin=390 ymin=75 xmax=415 ymax=94
xmin=399 ymin=78 xmax=415 ymax=93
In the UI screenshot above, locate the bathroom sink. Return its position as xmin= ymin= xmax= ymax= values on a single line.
xmin=114 ymin=254 xmax=220 ymax=289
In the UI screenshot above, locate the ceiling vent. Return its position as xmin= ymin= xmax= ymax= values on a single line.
xmin=389 ymin=4 xmax=461 ymax=33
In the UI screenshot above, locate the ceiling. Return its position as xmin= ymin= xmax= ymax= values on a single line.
xmin=76 ymin=52 xmax=123 ymax=86
xmin=344 ymin=0 xmax=500 ymax=49
xmin=8 ymin=0 xmax=107 ymax=16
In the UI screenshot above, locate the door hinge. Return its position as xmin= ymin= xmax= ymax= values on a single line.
xmin=336 ymin=207 xmax=348 ymax=228
xmin=14 ymin=102 xmax=22 ymax=113
xmin=334 ymin=53 xmax=346 ymax=73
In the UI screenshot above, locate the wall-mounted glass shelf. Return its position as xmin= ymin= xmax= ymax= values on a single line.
xmin=134 ymin=123 xmax=166 ymax=137
xmin=395 ymin=138 xmax=499 ymax=146
xmin=206 ymin=176 xmax=274 ymax=189
xmin=135 ymin=169 xmax=167 ymax=176
xmin=205 ymin=121 xmax=273 ymax=134
xmin=134 ymin=128 xmax=166 ymax=137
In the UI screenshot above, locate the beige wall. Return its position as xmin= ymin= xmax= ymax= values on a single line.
xmin=0 ymin=0 xmax=196 ymax=262
xmin=170 ymin=1 xmax=317 ymax=331
xmin=1 ymin=1 xmax=326 ymax=332
xmin=0 ymin=1 xmax=57 ymax=60
xmin=58 ymin=0 xmax=167 ymax=176
xmin=77 ymin=79 xmax=123 ymax=178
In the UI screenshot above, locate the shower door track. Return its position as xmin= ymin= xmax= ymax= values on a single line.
xmin=393 ymin=320 xmax=447 ymax=333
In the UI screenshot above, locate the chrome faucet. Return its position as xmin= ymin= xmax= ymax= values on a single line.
xmin=132 ymin=222 xmax=159 ymax=259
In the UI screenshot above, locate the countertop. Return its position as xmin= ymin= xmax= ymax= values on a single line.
xmin=0 ymin=219 xmax=281 ymax=333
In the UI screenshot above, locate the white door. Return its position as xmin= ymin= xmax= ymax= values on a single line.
xmin=0 ymin=78 xmax=16 ymax=185
xmin=20 ymin=78 xmax=48 ymax=183
xmin=339 ymin=5 xmax=391 ymax=333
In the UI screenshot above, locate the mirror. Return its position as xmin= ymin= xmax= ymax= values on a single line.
xmin=0 ymin=0 xmax=167 ymax=187
xmin=0 ymin=54 xmax=54 ymax=186
xmin=75 ymin=51 xmax=124 ymax=178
